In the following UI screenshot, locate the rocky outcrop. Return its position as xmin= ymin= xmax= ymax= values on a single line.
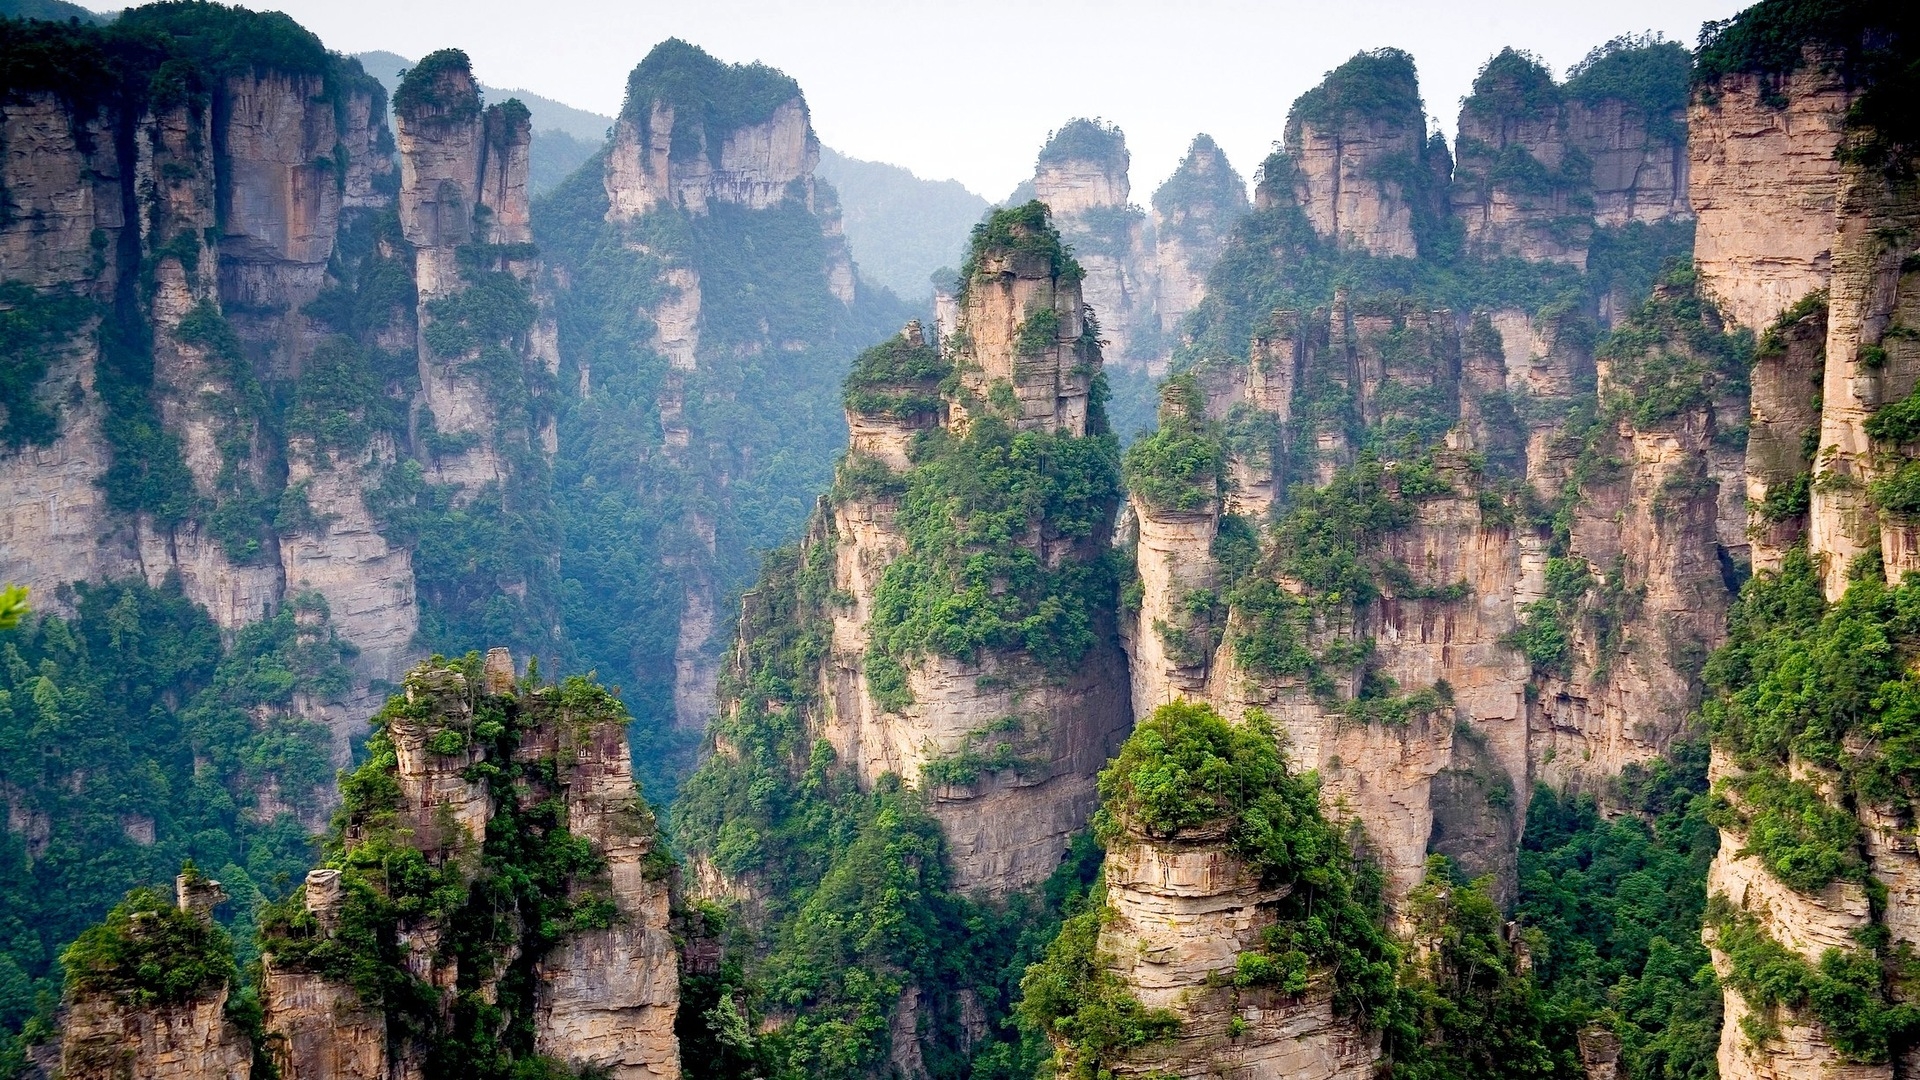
xmin=1137 ymin=276 xmax=1734 ymax=912
xmin=1689 ymin=54 xmax=1853 ymax=333
xmin=1273 ymin=49 xmax=1435 ymax=260
xmin=60 ymin=983 xmax=252 ymax=1080
xmin=1152 ymin=135 xmax=1249 ymax=341
xmin=588 ymin=40 xmax=860 ymax=737
xmin=1026 ymin=120 xmax=1158 ymax=367
xmin=1450 ymin=50 xmax=1591 ymax=267
xmin=1806 ymin=161 xmax=1920 ymax=598
xmin=261 ymin=652 xmax=682 ymax=1080
xmin=397 ymin=56 xmax=552 ymax=492
xmin=57 ymin=876 xmax=253 ymax=1080
xmin=807 ymin=218 xmax=1129 ymax=892
xmin=1098 ymin=832 xmax=1376 ymax=1079
xmin=605 ymin=78 xmax=815 ymax=219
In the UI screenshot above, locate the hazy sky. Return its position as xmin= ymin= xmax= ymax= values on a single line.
xmin=79 ymin=0 xmax=1747 ymax=199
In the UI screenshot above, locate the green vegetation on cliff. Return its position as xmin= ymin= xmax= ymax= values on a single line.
xmin=1564 ymin=34 xmax=1691 ymax=130
xmin=0 ymin=579 xmax=345 ymax=1061
xmin=1096 ymin=702 xmax=1399 ymax=1015
xmin=1121 ymin=376 xmax=1223 ymax=514
xmin=1387 ymin=857 xmax=1583 ymax=1079
xmin=1518 ymin=752 xmax=1723 ymax=1080
xmin=1696 ymin=0 xmax=1919 ymax=168
xmin=621 ymin=38 xmax=800 ymax=159
xmin=1699 ymin=547 xmax=1920 ymax=901
xmin=864 ymin=416 xmax=1121 ymax=699
xmin=1036 ymin=118 xmax=1127 ymax=168
xmin=670 ymin=535 xmax=1107 ymax=1080
xmin=259 ymin=658 xmax=646 ymax=1080
xmin=1287 ymin=47 xmax=1425 ymax=138
xmin=61 ymin=871 xmax=235 ymax=1007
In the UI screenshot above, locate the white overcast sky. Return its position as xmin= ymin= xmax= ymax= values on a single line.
xmin=79 ymin=0 xmax=1748 ymax=200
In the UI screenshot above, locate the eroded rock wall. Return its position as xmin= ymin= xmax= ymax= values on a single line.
xmin=1098 ymin=832 xmax=1377 ymax=1079
xmin=261 ymin=653 xmax=682 ymax=1080
xmin=1689 ymin=55 xmax=1852 ymax=334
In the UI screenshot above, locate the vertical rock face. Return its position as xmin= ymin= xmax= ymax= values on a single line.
xmin=1273 ymin=49 xmax=1434 ymax=259
xmin=1098 ymin=832 xmax=1377 ymax=1079
xmin=0 ymin=16 xmax=421 ymax=751
xmin=1746 ymin=300 xmax=1826 ymax=572
xmin=1450 ymin=50 xmax=1591 ymax=267
xmin=1691 ymin=12 xmax=1920 ymax=1077
xmin=603 ymin=39 xmax=818 ymax=221
xmin=1152 ymin=135 xmax=1250 ymax=339
xmin=1806 ymin=162 xmax=1920 ymax=597
xmin=1025 ymin=119 xmax=1158 ymax=367
xmin=802 ymin=211 xmax=1129 ymax=892
xmin=60 ymin=990 xmax=252 ymax=1080
xmin=1559 ymin=37 xmax=1694 ymax=227
xmin=948 ymin=225 xmax=1100 ymax=436
xmin=1126 ymin=279 xmax=1736 ymax=917
xmin=1564 ymin=98 xmax=1690 ymax=227
xmin=260 ymin=655 xmax=681 ymax=1080
xmin=396 ymin=53 xmax=552 ymax=492
xmin=1689 ymin=55 xmax=1852 ymax=333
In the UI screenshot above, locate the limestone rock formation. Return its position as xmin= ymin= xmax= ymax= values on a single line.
xmin=798 ymin=208 xmax=1129 ymax=892
xmin=1269 ymin=49 xmax=1438 ymax=260
xmin=1123 ymin=275 xmax=1738 ymax=920
xmin=1152 ymin=135 xmax=1250 ymax=344
xmin=1025 ymin=119 xmax=1158 ymax=368
xmin=57 ymin=874 xmax=252 ymax=1080
xmin=0 ymin=13 xmax=414 ymax=754
xmin=1450 ymin=49 xmax=1592 ymax=267
xmin=1690 ymin=11 xmax=1920 ymax=1076
xmin=1689 ymin=53 xmax=1852 ymax=334
xmin=1561 ymin=37 xmax=1693 ymax=227
xmin=259 ymin=653 xmax=681 ymax=1080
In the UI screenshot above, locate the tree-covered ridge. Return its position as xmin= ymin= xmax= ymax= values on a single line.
xmin=1121 ymin=376 xmax=1223 ymax=514
xmin=0 ymin=0 xmax=382 ymax=122
xmin=1149 ymin=134 xmax=1252 ymax=259
xmin=1463 ymin=47 xmax=1563 ymax=122
xmin=60 ymin=867 xmax=235 ymax=1008
xmin=0 ymin=579 xmax=348 ymax=1069
xmin=864 ymin=418 xmax=1122 ymax=703
xmin=1285 ymin=47 xmax=1425 ymax=140
xmin=1152 ymin=135 xmax=1248 ymax=218
xmin=620 ymin=37 xmax=803 ymax=159
xmin=958 ymin=199 xmax=1085 ymax=293
xmin=1564 ymin=34 xmax=1693 ymax=118
xmin=1035 ymin=117 xmax=1127 ymax=169
xmin=392 ymin=46 xmax=478 ymax=118
xmin=842 ymin=330 xmax=950 ymax=419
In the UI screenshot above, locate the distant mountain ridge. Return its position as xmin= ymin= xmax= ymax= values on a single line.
xmin=815 ymin=146 xmax=988 ymax=301
xmin=0 ymin=0 xmax=111 ymax=23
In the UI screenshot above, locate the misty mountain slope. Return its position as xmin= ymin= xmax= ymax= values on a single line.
xmin=816 ymin=145 xmax=989 ymax=301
